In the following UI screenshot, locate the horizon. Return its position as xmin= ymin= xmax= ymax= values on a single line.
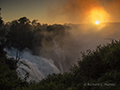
xmin=2 ymin=16 xmax=120 ymax=25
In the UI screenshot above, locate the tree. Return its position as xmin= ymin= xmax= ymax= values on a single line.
xmin=0 ymin=17 xmax=3 ymax=28
xmin=6 ymin=17 xmax=33 ymax=51
xmin=18 ymin=17 xmax=30 ymax=25
xmin=0 ymin=17 xmax=6 ymax=38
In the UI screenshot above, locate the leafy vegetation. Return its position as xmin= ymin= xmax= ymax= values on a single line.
xmin=5 ymin=17 xmax=70 ymax=54
xmin=21 ymin=40 xmax=120 ymax=90
xmin=0 ymin=17 xmax=120 ymax=89
xmin=0 ymin=17 xmax=29 ymax=90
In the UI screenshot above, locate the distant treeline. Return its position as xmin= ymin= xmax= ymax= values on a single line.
xmin=0 ymin=17 xmax=70 ymax=54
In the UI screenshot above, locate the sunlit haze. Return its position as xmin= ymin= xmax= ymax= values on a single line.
xmin=88 ymin=8 xmax=109 ymax=24
xmin=1 ymin=0 xmax=120 ymax=24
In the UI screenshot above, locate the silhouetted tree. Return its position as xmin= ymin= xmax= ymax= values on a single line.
xmin=18 ymin=17 xmax=30 ymax=25
xmin=0 ymin=17 xmax=3 ymax=28
xmin=6 ymin=17 xmax=33 ymax=51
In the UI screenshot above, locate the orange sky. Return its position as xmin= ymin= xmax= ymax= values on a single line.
xmin=62 ymin=0 xmax=120 ymax=24
xmin=1 ymin=0 xmax=120 ymax=24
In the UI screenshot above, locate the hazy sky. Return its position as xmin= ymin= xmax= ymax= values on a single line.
xmin=0 ymin=0 xmax=67 ymax=24
xmin=1 ymin=0 xmax=120 ymax=24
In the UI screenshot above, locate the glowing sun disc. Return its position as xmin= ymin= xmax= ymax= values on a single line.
xmin=95 ymin=21 xmax=99 ymax=25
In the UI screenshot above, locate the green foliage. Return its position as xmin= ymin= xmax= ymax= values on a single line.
xmin=69 ymin=40 xmax=120 ymax=89
xmin=5 ymin=17 xmax=70 ymax=55
xmin=0 ymin=55 xmax=28 ymax=90
xmin=0 ymin=27 xmax=28 ymax=90
xmin=24 ymin=40 xmax=120 ymax=90
xmin=0 ymin=17 xmax=3 ymax=27
xmin=6 ymin=18 xmax=34 ymax=51
xmin=1 ymin=17 xmax=120 ymax=89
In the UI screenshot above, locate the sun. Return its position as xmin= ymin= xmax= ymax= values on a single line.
xmin=86 ymin=7 xmax=109 ymax=24
xmin=95 ymin=20 xmax=99 ymax=25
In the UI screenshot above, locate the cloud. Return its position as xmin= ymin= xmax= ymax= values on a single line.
xmin=62 ymin=0 xmax=104 ymax=23
xmin=60 ymin=0 xmax=120 ymax=23
xmin=103 ymin=0 xmax=120 ymax=22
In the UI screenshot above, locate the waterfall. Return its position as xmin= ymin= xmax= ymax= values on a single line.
xmin=4 ymin=48 xmax=60 ymax=82
xmin=53 ymin=40 xmax=65 ymax=73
